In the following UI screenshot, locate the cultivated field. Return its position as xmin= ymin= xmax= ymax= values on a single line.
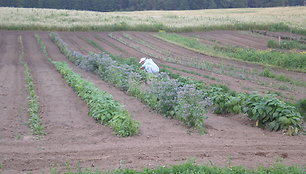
xmin=0 ymin=6 xmax=306 ymax=174
xmin=0 ymin=29 xmax=305 ymax=173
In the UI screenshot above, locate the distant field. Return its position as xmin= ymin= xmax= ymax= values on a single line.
xmin=0 ymin=6 xmax=306 ymax=32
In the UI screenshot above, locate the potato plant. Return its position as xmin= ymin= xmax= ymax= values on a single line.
xmin=243 ymin=93 xmax=302 ymax=134
xmin=207 ymin=87 xmax=244 ymax=114
xmin=51 ymin=60 xmax=139 ymax=137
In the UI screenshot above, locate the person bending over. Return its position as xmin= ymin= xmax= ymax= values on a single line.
xmin=139 ymin=57 xmax=159 ymax=74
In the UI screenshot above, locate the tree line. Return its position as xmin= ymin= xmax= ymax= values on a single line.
xmin=0 ymin=0 xmax=304 ymax=12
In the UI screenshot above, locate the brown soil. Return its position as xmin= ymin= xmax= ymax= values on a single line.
xmin=183 ymin=30 xmax=274 ymax=50
xmin=0 ymin=30 xmax=305 ymax=174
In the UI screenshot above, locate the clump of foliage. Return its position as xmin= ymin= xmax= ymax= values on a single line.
xmin=175 ymin=84 xmax=211 ymax=131
xmin=243 ymin=93 xmax=302 ymax=134
xmin=206 ymin=87 xmax=245 ymax=114
xmin=149 ymin=75 xmax=181 ymax=117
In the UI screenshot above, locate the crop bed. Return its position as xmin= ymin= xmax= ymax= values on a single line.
xmin=0 ymin=30 xmax=305 ymax=173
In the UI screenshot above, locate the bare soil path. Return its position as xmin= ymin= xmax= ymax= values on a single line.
xmin=0 ymin=31 xmax=305 ymax=174
xmin=0 ymin=31 xmax=30 ymax=140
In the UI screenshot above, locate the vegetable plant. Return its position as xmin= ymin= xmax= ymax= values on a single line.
xmin=51 ymin=60 xmax=139 ymax=137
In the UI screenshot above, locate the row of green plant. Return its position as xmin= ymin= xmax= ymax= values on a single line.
xmin=207 ymin=85 xmax=303 ymax=134
xmin=35 ymin=34 xmax=139 ymax=137
xmin=260 ymin=68 xmax=306 ymax=88
xmin=156 ymin=32 xmax=306 ymax=72
xmin=51 ymin=60 xmax=139 ymax=137
xmin=19 ymin=36 xmax=44 ymax=135
xmin=50 ymin=32 xmax=303 ymax=134
xmin=52 ymin=161 xmax=306 ymax=174
xmin=267 ymin=40 xmax=306 ymax=50
xmin=50 ymin=32 xmax=211 ymax=132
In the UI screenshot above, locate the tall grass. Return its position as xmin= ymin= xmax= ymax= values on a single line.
xmin=0 ymin=7 xmax=306 ymax=33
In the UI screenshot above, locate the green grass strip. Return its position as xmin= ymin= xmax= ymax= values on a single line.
xmin=19 ymin=35 xmax=44 ymax=135
xmin=51 ymin=60 xmax=139 ymax=137
xmin=259 ymin=68 xmax=306 ymax=88
xmin=267 ymin=40 xmax=306 ymax=50
xmin=52 ymin=161 xmax=305 ymax=174
xmin=156 ymin=33 xmax=306 ymax=72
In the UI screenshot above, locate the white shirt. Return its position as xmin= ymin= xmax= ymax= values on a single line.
xmin=141 ymin=58 xmax=159 ymax=74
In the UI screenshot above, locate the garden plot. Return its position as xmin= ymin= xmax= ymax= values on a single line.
xmin=0 ymin=30 xmax=305 ymax=173
xmin=75 ymin=31 xmax=306 ymax=102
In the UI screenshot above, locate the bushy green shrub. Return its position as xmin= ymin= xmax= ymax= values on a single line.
xmin=207 ymin=87 xmax=245 ymax=114
xmin=243 ymin=93 xmax=302 ymax=133
xmin=175 ymin=84 xmax=210 ymax=131
xmin=149 ymin=74 xmax=181 ymax=117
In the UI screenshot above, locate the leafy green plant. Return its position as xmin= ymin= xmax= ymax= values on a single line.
xmin=149 ymin=75 xmax=180 ymax=117
xmin=51 ymin=61 xmax=139 ymax=137
xmin=175 ymin=84 xmax=210 ymax=131
xmin=243 ymin=93 xmax=302 ymax=133
xmin=207 ymin=87 xmax=245 ymax=114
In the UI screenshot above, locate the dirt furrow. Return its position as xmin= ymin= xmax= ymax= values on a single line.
xmin=0 ymin=32 xmax=29 ymax=140
xmin=94 ymin=32 xmax=145 ymax=58
xmin=57 ymin=32 xmax=98 ymax=54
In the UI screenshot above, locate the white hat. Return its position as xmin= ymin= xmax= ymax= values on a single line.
xmin=139 ymin=57 xmax=146 ymax=63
